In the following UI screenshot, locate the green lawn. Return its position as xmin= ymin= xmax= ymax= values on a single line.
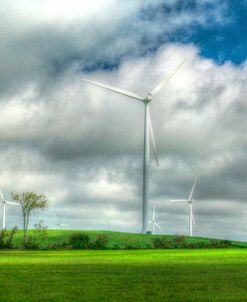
xmin=11 ymin=229 xmax=247 ymax=249
xmin=1 ymin=249 xmax=247 ymax=301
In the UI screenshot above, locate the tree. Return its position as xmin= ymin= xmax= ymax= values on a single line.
xmin=11 ymin=192 xmax=48 ymax=246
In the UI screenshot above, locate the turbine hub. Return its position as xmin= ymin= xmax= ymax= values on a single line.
xmin=144 ymin=93 xmax=152 ymax=103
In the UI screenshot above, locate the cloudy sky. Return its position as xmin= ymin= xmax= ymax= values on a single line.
xmin=1 ymin=0 xmax=247 ymax=240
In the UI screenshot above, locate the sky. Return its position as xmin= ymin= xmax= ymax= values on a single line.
xmin=1 ymin=0 xmax=247 ymax=240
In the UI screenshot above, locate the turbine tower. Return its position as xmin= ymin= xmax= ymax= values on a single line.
xmin=0 ymin=189 xmax=20 ymax=229
xmin=83 ymin=60 xmax=185 ymax=233
xmin=171 ymin=176 xmax=199 ymax=236
xmin=150 ymin=202 xmax=162 ymax=234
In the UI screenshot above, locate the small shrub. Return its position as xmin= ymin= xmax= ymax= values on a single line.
xmin=0 ymin=227 xmax=18 ymax=249
xmin=218 ymin=240 xmax=232 ymax=248
xmin=187 ymin=242 xmax=208 ymax=249
xmin=5 ymin=226 xmax=18 ymax=249
xmin=24 ymin=236 xmax=39 ymax=249
xmin=152 ymin=237 xmax=163 ymax=249
xmin=0 ymin=229 xmax=7 ymax=249
xmin=112 ymin=244 xmax=121 ymax=250
xmin=196 ymin=242 xmax=208 ymax=249
xmin=152 ymin=236 xmax=173 ymax=249
xmin=69 ymin=233 xmax=90 ymax=249
xmin=124 ymin=244 xmax=141 ymax=250
xmin=210 ymin=239 xmax=218 ymax=247
xmin=34 ymin=220 xmax=48 ymax=240
xmin=47 ymin=241 xmax=70 ymax=250
xmin=187 ymin=242 xmax=197 ymax=249
xmin=173 ymin=235 xmax=186 ymax=248
xmin=145 ymin=243 xmax=152 ymax=249
xmin=91 ymin=234 xmax=109 ymax=250
xmin=23 ymin=220 xmax=48 ymax=250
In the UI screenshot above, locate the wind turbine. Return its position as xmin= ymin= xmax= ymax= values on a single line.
xmin=83 ymin=60 xmax=186 ymax=233
xmin=171 ymin=176 xmax=199 ymax=237
xmin=52 ymin=210 xmax=70 ymax=228
xmin=150 ymin=202 xmax=162 ymax=234
xmin=0 ymin=189 xmax=20 ymax=229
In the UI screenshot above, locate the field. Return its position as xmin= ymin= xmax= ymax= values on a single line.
xmin=1 ymin=249 xmax=247 ymax=302
xmin=10 ymin=229 xmax=247 ymax=249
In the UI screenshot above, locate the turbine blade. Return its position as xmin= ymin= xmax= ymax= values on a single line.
xmin=5 ymin=200 xmax=20 ymax=206
xmin=0 ymin=189 xmax=4 ymax=201
xmin=150 ymin=59 xmax=186 ymax=96
xmin=188 ymin=176 xmax=199 ymax=201
xmin=82 ymin=79 xmax=144 ymax=102
xmin=170 ymin=199 xmax=188 ymax=202
xmin=49 ymin=209 xmax=60 ymax=224
xmin=192 ymin=211 xmax=196 ymax=225
xmin=152 ymin=202 xmax=156 ymax=220
xmin=50 ymin=209 xmax=69 ymax=227
xmin=60 ymin=224 xmax=70 ymax=227
xmin=148 ymin=108 xmax=159 ymax=167
xmin=191 ymin=204 xmax=196 ymax=225
xmin=154 ymin=222 xmax=162 ymax=231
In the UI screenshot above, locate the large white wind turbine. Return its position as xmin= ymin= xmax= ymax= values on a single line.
xmin=83 ymin=60 xmax=185 ymax=233
xmin=150 ymin=202 xmax=162 ymax=235
xmin=171 ymin=176 xmax=199 ymax=237
xmin=0 ymin=189 xmax=20 ymax=229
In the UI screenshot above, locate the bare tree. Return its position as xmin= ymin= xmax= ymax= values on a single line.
xmin=11 ymin=192 xmax=48 ymax=246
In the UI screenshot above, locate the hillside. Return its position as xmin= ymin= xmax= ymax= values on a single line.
xmin=9 ymin=230 xmax=247 ymax=249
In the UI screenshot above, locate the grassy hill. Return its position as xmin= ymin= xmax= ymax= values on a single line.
xmin=10 ymin=229 xmax=247 ymax=249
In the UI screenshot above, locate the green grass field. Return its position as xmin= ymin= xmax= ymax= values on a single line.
xmin=10 ymin=229 xmax=247 ymax=249
xmin=1 ymin=249 xmax=247 ymax=302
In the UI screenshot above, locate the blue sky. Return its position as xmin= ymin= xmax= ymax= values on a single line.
xmin=140 ymin=0 xmax=247 ymax=64
xmin=80 ymin=0 xmax=247 ymax=73
xmin=183 ymin=0 xmax=247 ymax=64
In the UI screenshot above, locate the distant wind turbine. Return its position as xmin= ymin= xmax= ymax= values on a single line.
xmin=150 ymin=202 xmax=162 ymax=234
xmin=0 ymin=189 xmax=20 ymax=229
xmin=171 ymin=176 xmax=199 ymax=237
xmin=83 ymin=60 xmax=186 ymax=233
xmin=50 ymin=209 xmax=70 ymax=228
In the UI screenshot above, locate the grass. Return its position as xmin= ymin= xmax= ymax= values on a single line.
xmin=10 ymin=229 xmax=247 ymax=249
xmin=1 ymin=249 xmax=247 ymax=301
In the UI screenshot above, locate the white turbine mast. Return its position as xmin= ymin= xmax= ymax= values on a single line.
xmin=170 ymin=176 xmax=199 ymax=237
xmin=0 ymin=189 xmax=20 ymax=230
xmin=150 ymin=202 xmax=162 ymax=235
xmin=83 ymin=59 xmax=186 ymax=234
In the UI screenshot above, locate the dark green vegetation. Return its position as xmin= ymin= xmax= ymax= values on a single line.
xmin=0 ymin=227 xmax=18 ymax=249
xmin=1 ymin=249 xmax=247 ymax=301
xmin=6 ymin=230 xmax=247 ymax=250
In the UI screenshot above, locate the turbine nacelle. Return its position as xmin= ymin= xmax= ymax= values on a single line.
xmin=144 ymin=93 xmax=153 ymax=103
